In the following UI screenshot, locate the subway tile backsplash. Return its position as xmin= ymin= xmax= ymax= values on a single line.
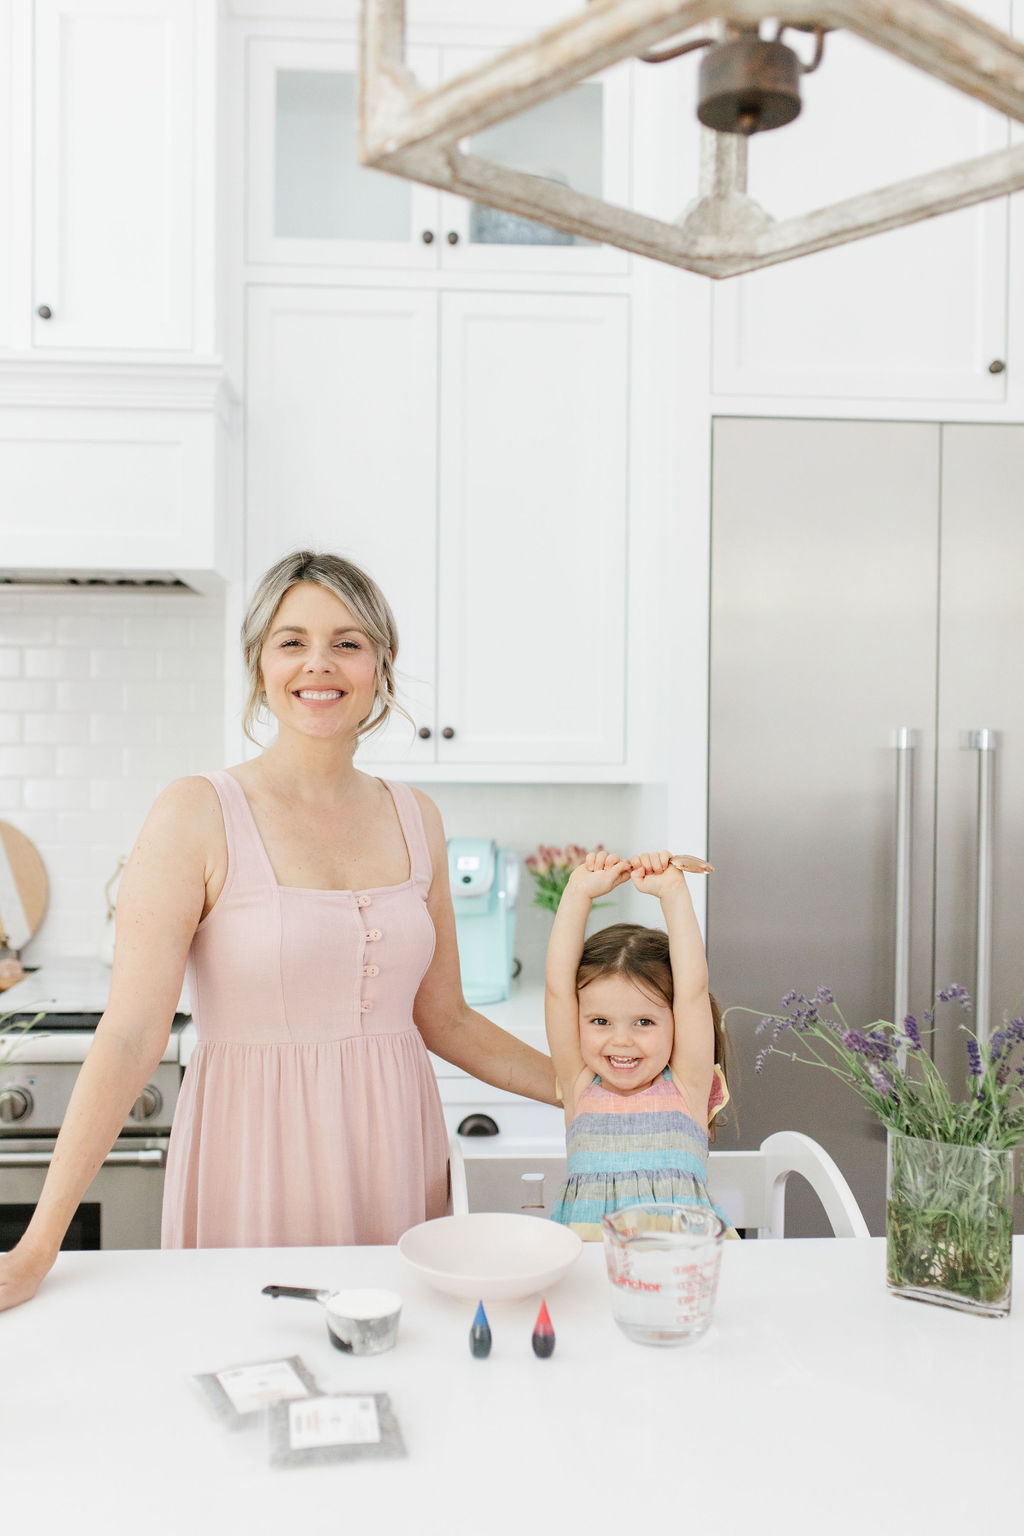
xmin=0 ymin=588 xmax=224 ymax=965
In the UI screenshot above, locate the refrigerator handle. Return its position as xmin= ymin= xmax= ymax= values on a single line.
xmin=893 ymin=728 xmax=915 ymax=1034
xmin=968 ymin=729 xmax=996 ymax=1047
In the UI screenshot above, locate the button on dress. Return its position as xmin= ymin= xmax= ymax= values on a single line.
xmin=161 ymin=771 xmax=449 ymax=1248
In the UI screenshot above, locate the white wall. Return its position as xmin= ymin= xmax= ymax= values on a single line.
xmin=424 ymin=779 xmax=671 ymax=989
xmin=0 ymin=586 xmax=224 ymax=964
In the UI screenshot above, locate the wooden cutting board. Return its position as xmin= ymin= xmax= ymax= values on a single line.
xmin=0 ymin=821 xmax=48 ymax=955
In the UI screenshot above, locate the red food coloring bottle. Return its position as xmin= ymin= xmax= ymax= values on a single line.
xmin=531 ymin=1299 xmax=555 ymax=1359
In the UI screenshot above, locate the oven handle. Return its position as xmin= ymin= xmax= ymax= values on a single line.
xmin=0 ymin=1147 xmax=167 ymax=1169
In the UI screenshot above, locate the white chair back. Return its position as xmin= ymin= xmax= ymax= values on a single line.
xmin=449 ymin=1129 xmax=870 ymax=1238
xmin=706 ymin=1131 xmax=870 ymax=1238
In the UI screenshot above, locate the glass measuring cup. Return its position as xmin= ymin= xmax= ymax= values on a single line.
xmin=601 ymin=1204 xmax=725 ymax=1346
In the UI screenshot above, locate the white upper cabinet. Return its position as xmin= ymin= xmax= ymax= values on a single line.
xmin=31 ymin=0 xmax=199 ymax=351
xmin=709 ymin=0 xmax=1011 ymax=404
xmin=246 ymin=34 xmax=630 ymax=276
xmin=245 ymin=285 xmax=630 ymax=775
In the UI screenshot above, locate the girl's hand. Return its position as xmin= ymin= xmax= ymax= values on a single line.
xmin=630 ymin=850 xmax=713 ymax=895
xmin=565 ymin=848 xmax=633 ymax=901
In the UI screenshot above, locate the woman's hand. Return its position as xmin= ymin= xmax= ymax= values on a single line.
xmin=0 ymin=1242 xmax=52 ymax=1313
xmin=630 ymin=849 xmax=713 ymax=896
xmin=565 ymin=848 xmax=633 ymax=902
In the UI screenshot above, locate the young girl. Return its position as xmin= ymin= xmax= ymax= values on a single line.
xmin=546 ymin=848 xmax=730 ymax=1239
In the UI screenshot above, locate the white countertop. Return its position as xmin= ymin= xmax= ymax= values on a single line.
xmin=0 ymin=955 xmax=190 ymax=1017
xmin=4 ymin=1237 xmax=1021 ymax=1534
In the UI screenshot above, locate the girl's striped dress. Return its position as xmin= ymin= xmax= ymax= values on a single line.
xmin=550 ymin=1067 xmax=730 ymax=1240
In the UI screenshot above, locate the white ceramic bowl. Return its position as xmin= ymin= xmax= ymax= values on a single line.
xmin=398 ymin=1213 xmax=583 ymax=1301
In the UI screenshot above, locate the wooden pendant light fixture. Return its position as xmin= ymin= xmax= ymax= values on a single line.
xmin=359 ymin=0 xmax=1024 ymax=278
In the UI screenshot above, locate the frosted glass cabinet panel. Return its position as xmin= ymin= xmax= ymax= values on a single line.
xmin=274 ymin=70 xmax=411 ymax=243
xmin=247 ymin=39 xmax=438 ymax=269
xmin=445 ymin=49 xmax=631 ymax=274
xmin=465 ymin=84 xmax=603 ymax=248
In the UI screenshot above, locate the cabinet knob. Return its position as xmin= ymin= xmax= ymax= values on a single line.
xmin=989 ymin=359 xmax=1006 ymax=375
xmin=421 ymin=230 xmax=435 ymax=245
xmin=441 ymin=726 xmax=455 ymax=739
xmin=446 ymin=230 xmax=460 ymax=246
xmin=418 ymin=725 xmax=432 ymax=739
xmin=36 ymin=304 xmax=53 ymax=320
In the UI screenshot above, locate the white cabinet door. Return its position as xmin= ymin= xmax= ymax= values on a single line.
xmin=246 ymin=38 xmax=440 ymax=271
xmin=0 ymin=0 xmax=14 ymax=350
xmin=246 ymin=287 xmax=438 ymax=765
xmin=710 ymin=1 xmax=1010 ymax=403
xmin=32 ymin=0 xmax=195 ymax=350
xmin=435 ymin=291 xmax=629 ymax=765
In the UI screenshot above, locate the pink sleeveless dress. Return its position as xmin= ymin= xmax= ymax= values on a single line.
xmin=161 ymin=771 xmax=449 ymax=1248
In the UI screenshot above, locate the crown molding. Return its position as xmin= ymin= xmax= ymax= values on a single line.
xmin=0 ymin=356 xmax=239 ymax=418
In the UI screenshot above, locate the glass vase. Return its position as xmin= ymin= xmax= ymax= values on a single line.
xmin=886 ymin=1132 xmax=1014 ymax=1317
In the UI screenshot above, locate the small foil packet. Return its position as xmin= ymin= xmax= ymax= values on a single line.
xmin=193 ymin=1356 xmax=320 ymax=1429
xmin=268 ymin=1391 xmax=406 ymax=1469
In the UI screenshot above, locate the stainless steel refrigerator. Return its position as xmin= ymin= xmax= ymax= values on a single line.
xmin=707 ymin=418 xmax=1024 ymax=1234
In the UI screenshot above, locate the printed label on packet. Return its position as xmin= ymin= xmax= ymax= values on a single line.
xmin=215 ymin=1361 xmax=310 ymax=1416
xmin=288 ymin=1396 xmax=382 ymax=1451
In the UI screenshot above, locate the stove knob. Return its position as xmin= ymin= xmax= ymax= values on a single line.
xmin=130 ymin=1084 xmax=163 ymax=1123
xmin=0 ymin=1087 xmax=33 ymax=1123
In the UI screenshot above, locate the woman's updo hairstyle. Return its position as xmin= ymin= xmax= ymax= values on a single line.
xmin=240 ymin=550 xmax=411 ymax=745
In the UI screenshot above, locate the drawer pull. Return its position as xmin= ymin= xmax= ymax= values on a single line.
xmin=457 ymin=1113 xmax=499 ymax=1137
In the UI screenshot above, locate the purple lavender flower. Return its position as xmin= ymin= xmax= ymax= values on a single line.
xmin=781 ymin=991 xmax=798 ymax=1008
xmin=754 ymin=1048 xmax=770 ymax=1075
xmin=921 ymin=1008 xmax=935 ymax=1027
xmin=965 ymin=1037 xmax=983 ymax=1078
xmin=937 ymin=984 xmax=973 ymax=1013
xmin=869 ymin=1065 xmax=892 ymax=1095
xmin=902 ymin=1015 xmax=922 ymax=1052
xmin=754 ymin=1016 xmax=775 ymax=1036
xmin=813 ymin=985 xmax=834 ymax=1006
xmin=787 ymin=995 xmax=820 ymax=1033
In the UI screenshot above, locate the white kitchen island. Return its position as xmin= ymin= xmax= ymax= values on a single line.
xmin=5 ymin=1238 xmax=1020 ymax=1535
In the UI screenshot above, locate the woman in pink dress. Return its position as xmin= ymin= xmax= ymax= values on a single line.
xmin=0 ymin=552 xmax=557 ymax=1306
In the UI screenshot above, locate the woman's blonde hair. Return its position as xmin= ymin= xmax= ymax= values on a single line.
xmin=576 ymin=922 xmax=728 ymax=1141
xmin=240 ymin=550 xmax=411 ymax=745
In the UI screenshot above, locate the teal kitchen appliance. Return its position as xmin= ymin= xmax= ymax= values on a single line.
xmin=447 ymin=838 xmax=519 ymax=1005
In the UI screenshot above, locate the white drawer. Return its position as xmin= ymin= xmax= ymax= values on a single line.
xmin=440 ymin=1095 xmax=564 ymax=1142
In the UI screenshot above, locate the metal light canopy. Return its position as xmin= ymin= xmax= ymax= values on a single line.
xmin=359 ymin=0 xmax=1024 ymax=279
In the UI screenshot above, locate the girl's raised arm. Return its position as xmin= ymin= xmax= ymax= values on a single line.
xmin=630 ymin=851 xmax=715 ymax=1125
xmin=545 ymin=850 xmax=631 ymax=1116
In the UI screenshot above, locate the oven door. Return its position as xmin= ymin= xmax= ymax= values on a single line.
xmin=0 ymin=1135 xmax=168 ymax=1250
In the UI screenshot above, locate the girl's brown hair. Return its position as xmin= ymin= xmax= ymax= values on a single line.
xmin=576 ymin=922 xmax=728 ymax=1140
